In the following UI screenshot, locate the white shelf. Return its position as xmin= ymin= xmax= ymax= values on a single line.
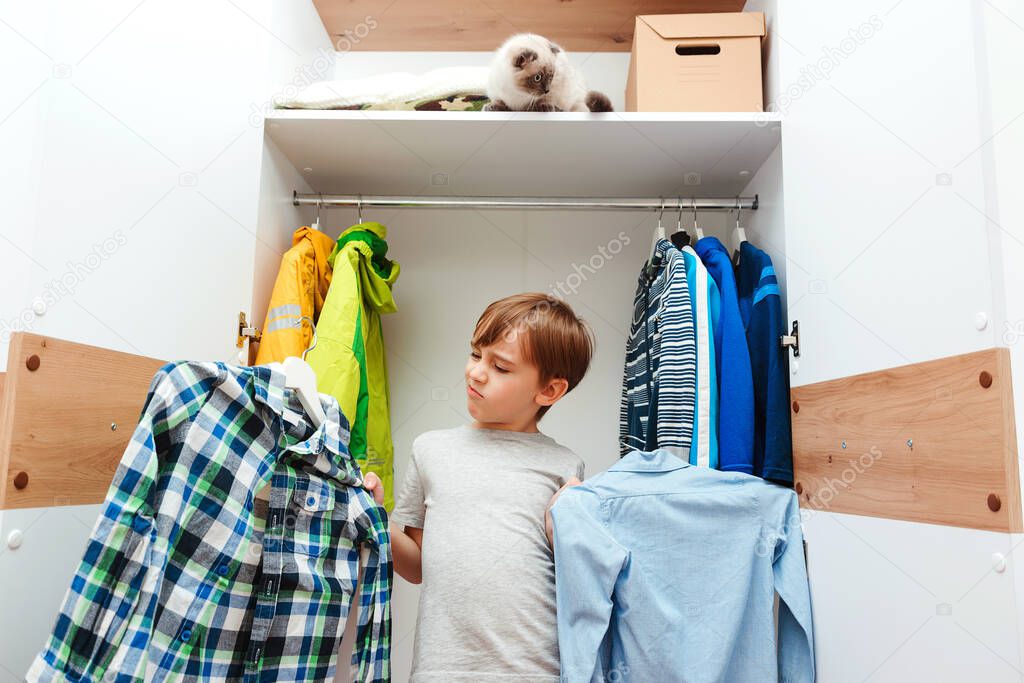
xmin=266 ymin=110 xmax=782 ymax=198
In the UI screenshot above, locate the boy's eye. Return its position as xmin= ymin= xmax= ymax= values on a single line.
xmin=470 ymin=350 xmax=481 ymax=359
xmin=494 ymin=365 xmax=509 ymax=373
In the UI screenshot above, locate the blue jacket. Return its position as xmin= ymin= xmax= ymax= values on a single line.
xmin=695 ymin=236 xmax=755 ymax=474
xmin=551 ymin=448 xmax=815 ymax=683
xmin=735 ymin=241 xmax=794 ymax=484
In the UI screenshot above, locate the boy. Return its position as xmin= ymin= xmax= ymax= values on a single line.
xmin=364 ymin=292 xmax=593 ymax=681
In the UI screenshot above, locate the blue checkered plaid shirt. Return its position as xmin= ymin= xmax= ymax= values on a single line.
xmin=27 ymin=361 xmax=392 ymax=682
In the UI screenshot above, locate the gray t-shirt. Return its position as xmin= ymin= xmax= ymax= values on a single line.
xmin=390 ymin=423 xmax=586 ymax=682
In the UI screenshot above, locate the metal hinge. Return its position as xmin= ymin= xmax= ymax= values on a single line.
xmin=237 ymin=311 xmax=262 ymax=348
xmin=780 ymin=319 xmax=799 ymax=357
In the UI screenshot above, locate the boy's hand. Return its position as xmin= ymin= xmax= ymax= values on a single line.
xmin=362 ymin=471 xmax=384 ymax=505
xmin=546 ymin=476 xmax=582 ymax=549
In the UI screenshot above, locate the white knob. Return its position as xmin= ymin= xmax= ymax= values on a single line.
xmin=993 ymin=552 xmax=1007 ymax=573
xmin=31 ymin=299 xmax=46 ymax=316
xmin=237 ymin=349 xmax=247 ymax=365
xmin=791 ymin=359 xmax=799 ymax=375
xmin=7 ymin=529 xmax=23 ymax=550
xmin=976 ymin=312 xmax=988 ymax=331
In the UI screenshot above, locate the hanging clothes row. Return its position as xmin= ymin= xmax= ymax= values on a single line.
xmin=620 ymin=230 xmax=793 ymax=486
xmin=257 ymin=221 xmax=401 ymax=510
xmin=27 ymin=361 xmax=392 ymax=682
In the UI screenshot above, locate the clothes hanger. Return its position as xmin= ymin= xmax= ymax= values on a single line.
xmin=693 ymin=199 xmax=705 ymax=241
xmin=670 ymin=198 xmax=690 ymax=249
xmin=282 ymin=315 xmax=326 ymax=429
xmin=646 ymin=199 xmax=667 ymax=279
xmin=311 ymin=193 xmax=322 ymax=231
xmin=357 ymin=194 xmax=363 ymax=225
xmin=256 ymin=317 xmax=325 ymax=504
xmin=730 ymin=197 xmax=747 ymax=266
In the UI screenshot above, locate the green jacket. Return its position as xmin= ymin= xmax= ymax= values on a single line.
xmin=307 ymin=222 xmax=400 ymax=510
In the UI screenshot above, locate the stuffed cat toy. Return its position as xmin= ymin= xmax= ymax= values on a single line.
xmin=485 ymin=33 xmax=613 ymax=112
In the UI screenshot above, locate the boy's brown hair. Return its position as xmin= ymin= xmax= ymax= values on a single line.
xmin=471 ymin=292 xmax=595 ymax=419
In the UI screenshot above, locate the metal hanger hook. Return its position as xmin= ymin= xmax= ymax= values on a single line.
xmin=315 ymin=193 xmax=322 ymax=227
xmin=297 ymin=315 xmax=318 ymax=360
xmin=357 ymin=195 xmax=363 ymax=224
xmin=657 ymin=199 xmax=665 ymax=228
xmin=676 ymin=198 xmax=684 ymax=231
xmin=735 ymin=197 xmax=742 ymax=229
xmin=692 ymin=198 xmax=698 ymax=231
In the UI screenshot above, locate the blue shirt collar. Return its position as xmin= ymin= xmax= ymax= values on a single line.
xmin=609 ymin=448 xmax=691 ymax=473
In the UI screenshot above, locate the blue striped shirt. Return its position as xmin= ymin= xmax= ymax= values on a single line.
xmin=620 ymin=239 xmax=696 ymax=458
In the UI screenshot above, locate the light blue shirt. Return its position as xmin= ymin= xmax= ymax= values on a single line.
xmin=680 ymin=247 xmax=720 ymax=469
xmin=551 ymin=449 xmax=815 ymax=683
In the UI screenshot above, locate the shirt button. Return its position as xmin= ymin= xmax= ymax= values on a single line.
xmin=216 ymin=564 xmax=229 ymax=577
xmin=306 ymin=496 xmax=317 ymax=508
xmin=181 ymin=629 xmax=192 ymax=642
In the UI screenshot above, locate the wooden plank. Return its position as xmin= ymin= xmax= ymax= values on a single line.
xmin=0 ymin=333 xmax=165 ymax=510
xmin=0 ymin=368 xmax=5 ymax=503
xmin=313 ymin=0 xmax=745 ymax=52
xmin=791 ymin=348 xmax=1022 ymax=532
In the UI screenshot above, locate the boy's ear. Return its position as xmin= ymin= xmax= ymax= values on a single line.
xmin=535 ymin=377 xmax=569 ymax=407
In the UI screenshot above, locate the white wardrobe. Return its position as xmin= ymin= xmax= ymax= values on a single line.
xmin=2 ymin=1 xmax=1024 ymax=681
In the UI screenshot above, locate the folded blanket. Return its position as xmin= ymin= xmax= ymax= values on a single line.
xmin=274 ymin=66 xmax=490 ymax=110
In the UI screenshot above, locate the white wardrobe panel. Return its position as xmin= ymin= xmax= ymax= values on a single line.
xmin=777 ymin=0 xmax=995 ymax=385
xmin=0 ymin=505 xmax=101 ymax=679
xmin=805 ymin=511 xmax=1022 ymax=682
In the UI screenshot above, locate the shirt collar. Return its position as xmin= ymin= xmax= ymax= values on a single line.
xmin=609 ymin=448 xmax=691 ymax=473
xmin=250 ymin=363 xmax=348 ymax=460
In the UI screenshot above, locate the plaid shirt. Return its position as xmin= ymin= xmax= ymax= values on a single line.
xmin=27 ymin=361 xmax=392 ymax=682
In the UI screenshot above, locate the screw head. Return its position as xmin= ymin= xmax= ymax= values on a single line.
xmin=25 ymin=354 xmax=40 ymax=371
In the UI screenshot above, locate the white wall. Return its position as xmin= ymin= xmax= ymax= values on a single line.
xmin=0 ymin=0 xmax=333 ymax=678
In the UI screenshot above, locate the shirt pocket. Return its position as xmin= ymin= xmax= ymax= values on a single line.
xmin=284 ymin=474 xmax=337 ymax=557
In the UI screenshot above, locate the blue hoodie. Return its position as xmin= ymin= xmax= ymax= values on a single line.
xmin=695 ymin=236 xmax=755 ymax=474
xmin=735 ymin=241 xmax=793 ymax=485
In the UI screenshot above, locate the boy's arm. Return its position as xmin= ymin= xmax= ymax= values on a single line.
xmin=391 ymin=524 xmax=423 ymax=584
xmin=546 ymin=476 xmax=582 ymax=548
xmin=364 ymin=471 xmax=424 ymax=584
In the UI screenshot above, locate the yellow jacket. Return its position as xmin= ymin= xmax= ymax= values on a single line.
xmin=255 ymin=227 xmax=336 ymax=364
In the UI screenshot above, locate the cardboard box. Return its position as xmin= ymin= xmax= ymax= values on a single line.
xmin=626 ymin=12 xmax=765 ymax=112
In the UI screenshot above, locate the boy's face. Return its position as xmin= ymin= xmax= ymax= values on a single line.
xmin=465 ymin=328 xmax=567 ymax=428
